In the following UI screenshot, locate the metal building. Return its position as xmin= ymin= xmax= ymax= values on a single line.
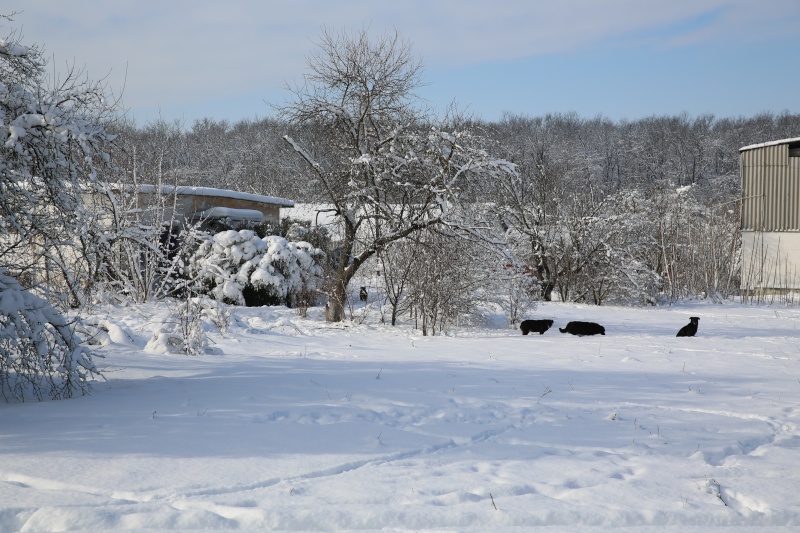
xmin=740 ymin=137 xmax=800 ymax=293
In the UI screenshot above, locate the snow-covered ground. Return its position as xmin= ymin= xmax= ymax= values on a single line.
xmin=2 ymin=300 xmax=800 ymax=532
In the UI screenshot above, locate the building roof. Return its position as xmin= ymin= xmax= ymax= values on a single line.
xmin=135 ymin=184 xmax=295 ymax=207
xmin=739 ymin=137 xmax=800 ymax=152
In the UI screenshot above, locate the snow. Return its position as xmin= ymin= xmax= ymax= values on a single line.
xmin=0 ymin=39 xmax=29 ymax=57
xmin=190 ymin=207 xmax=265 ymax=224
xmin=2 ymin=300 xmax=800 ymax=531
xmin=4 ymin=125 xmax=27 ymax=147
xmin=284 ymin=135 xmax=321 ymax=171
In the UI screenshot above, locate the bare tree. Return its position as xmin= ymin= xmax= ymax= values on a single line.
xmin=378 ymin=238 xmax=421 ymax=326
xmin=406 ymin=228 xmax=486 ymax=335
xmin=493 ymin=261 xmax=540 ymax=328
xmin=280 ymin=28 xmax=515 ymax=321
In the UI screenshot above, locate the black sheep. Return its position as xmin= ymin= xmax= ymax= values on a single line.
xmin=520 ymin=319 xmax=554 ymax=335
xmin=559 ymin=321 xmax=605 ymax=336
xmin=676 ymin=317 xmax=699 ymax=337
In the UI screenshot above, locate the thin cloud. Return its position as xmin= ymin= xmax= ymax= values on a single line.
xmin=661 ymin=0 xmax=800 ymax=48
xmin=4 ymin=0 xmax=797 ymax=122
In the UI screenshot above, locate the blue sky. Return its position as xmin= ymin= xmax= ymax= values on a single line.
xmin=4 ymin=0 xmax=799 ymax=126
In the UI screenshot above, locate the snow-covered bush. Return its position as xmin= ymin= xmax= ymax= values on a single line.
xmin=188 ymin=230 xmax=323 ymax=307
xmin=0 ymin=270 xmax=97 ymax=401
xmin=143 ymin=297 xmax=229 ymax=356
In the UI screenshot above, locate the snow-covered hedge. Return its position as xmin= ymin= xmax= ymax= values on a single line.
xmin=188 ymin=230 xmax=323 ymax=307
xmin=0 ymin=270 xmax=97 ymax=401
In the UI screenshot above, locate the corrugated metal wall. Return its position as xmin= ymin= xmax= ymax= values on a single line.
xmin=740 ymin=143 xmax=800 ymax=231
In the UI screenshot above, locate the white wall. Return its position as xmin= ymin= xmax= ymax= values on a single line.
xmin=741 ymin=231 xmax=800 ymax=290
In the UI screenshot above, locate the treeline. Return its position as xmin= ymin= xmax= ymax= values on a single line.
xmin=112 ymin=111 xmax=800 ymax=203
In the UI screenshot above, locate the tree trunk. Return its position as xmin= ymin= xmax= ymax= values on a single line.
xmin=326 ymin=276 xmax=348 ymax=322
xmin=326 ymin=220 xmax=357 ymax=322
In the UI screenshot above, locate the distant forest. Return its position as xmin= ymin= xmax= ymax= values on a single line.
xmin=111 ymin=111 xmax=800 ymax=204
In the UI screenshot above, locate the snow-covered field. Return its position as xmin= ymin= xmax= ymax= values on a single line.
xmin=2 ymin=300 xmax=800 ymax=532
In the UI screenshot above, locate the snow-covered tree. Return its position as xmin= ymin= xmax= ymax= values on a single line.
xmin=280 ymin=28 xmax=516 ymax=322
xmin=490 ymin=114 xmax=578 ymax=302
xmin=562 ymin=190 xmax=662 ymax=305
xmin=1 ymin=19 xmax=116 ymax=297
xmin=1 ymin=16 xmax=114 ymax=400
